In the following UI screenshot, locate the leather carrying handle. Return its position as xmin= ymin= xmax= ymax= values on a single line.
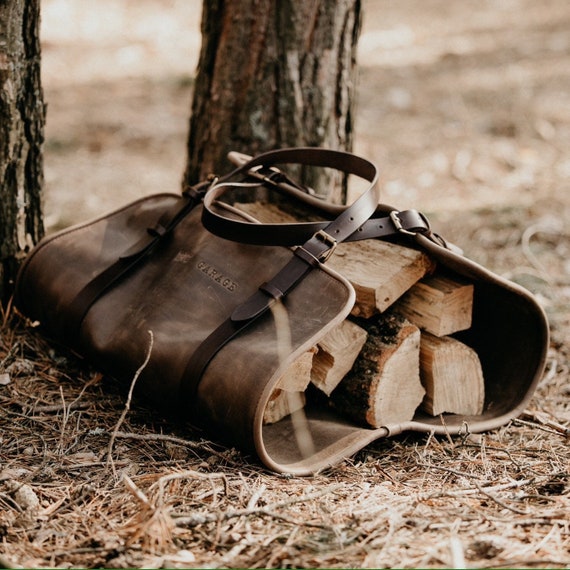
xmin=201 ymin=147 xmax=381 ymax=249
xmin=182 ymin=148 xmax=382 ymax=403
xmin=227 ymin=150 xmax=348 ymax=214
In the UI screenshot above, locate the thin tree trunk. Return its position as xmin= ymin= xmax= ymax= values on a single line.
xmin=0 ymin=0 xmax=45 ymax=305
xmin=184 ymin=0 xmax=361 ymax=202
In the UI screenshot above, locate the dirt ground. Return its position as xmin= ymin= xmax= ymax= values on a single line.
xmin=1 ymin=0 xmax=569 ymax=567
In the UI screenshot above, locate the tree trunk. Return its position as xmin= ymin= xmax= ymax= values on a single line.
xmin=184 ymin=0 xmax=362 ymax=202
xmin=0 ymin=0 xmax=45 ymax=305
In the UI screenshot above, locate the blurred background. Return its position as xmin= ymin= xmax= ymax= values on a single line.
xmin=40 ymin=0 xmax=570 ymax=236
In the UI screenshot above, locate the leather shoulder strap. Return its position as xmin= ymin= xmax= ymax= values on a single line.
xmin=201 ymin=147 xmax=381 ymax=248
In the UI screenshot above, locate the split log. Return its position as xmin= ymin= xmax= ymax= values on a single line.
xmin=236 ymin=201 xmax=483 ymax=425
xmin=330 ymin=314 xmax=425 ymax=428
xmin=311 ymin=320 xmax=368 ymax=396
xmin=328 ymin=241 xmax=436 ymax=318
xmin=263 ymin=390 xmax=306 ymax=425
xmin=263 ymin=348 xmax=316 ymax=424
xmin=419 ymin=333 xmax=485 ymax=416
xmin=394 ymin=273 xmax=474 ymax=336
xmin=275 ymin=347 xmax=317 ymax=392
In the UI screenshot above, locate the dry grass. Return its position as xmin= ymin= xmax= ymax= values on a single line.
xmin=1 ymin=246 xmax=569 ymax=569
xmin=2 ymin=1 xmax=569 ymax=566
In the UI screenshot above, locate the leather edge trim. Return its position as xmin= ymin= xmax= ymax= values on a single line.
xmin=252 ymin=264 xmax=357 ymax=474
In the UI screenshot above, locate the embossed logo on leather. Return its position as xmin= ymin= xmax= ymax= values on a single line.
xmin=196 ymin=260 xmax=238 ymax=292
xmin=173 ymin=251 xmax=193 ymax=264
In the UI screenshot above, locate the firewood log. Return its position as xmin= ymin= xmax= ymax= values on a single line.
xmin=234 ymin=201 xmax=436 ymax=318
xmin=328 ymin=241 xmax=436 ymax=318
xmin=237 ymin=202 xmax=482 ymax=426
xmin=263 ymin=390 xmax=306 ymax=425
xmin=275 ymin=347 xmax=317 ymax=392
xmin=330 ymin=313 xmax=425 ymax=428
xmin=263 ymin=348 xmax=316 ymax=424
xmin=394 ymin=273 xmax=474 ymax=336
xmin=419 ymin=333 xmax=485 ymax=416
xmin=311 ymin=320 xmax=368 ymax=396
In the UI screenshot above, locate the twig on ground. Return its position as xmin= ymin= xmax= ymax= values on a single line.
xmin=520 ymin=224 xmax=568 ymax=284
xmin=0 ymin=296 xmax=15 ymax=330
xmin=417 ymin=462 xmax=484 ymax=480
xmin=172 ymin=484 xmax=342 ymax=528
xmin=112 ymin=430 xmax=240 ymax=465
xmin=518 ymin=411 xmax=570 ymax=438
xmin=472 ymin=480 xmax=528 ymax=515
xmin=513 ymin=417 xmax=570 ymax=438
xmin=151 ymin=468 xmax=230 ymax=507
xmin=434 ymin=477 xmax=534 ymax=497
xmin=56 ymin=386 xmax=69 ymax=455
xmin=106 ymin=330 xmax=154 ymax=475
xmin=123 ymin=473 xmax=153 ymax=509
xmin=30 ymin=401 xmax=91 ymax=414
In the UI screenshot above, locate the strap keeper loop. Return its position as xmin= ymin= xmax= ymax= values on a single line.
xmin=259 ymin=281 xmax=284 ymax=300
xmin=182 ymin=185 xmax=203 ymax=201
xmin=183 ymin=175 xmax=219 ymax=201
xmin=293 ymin=245 xmax=321 ymax=267
xmin=147 ymin=223 xmax=167 ymax=238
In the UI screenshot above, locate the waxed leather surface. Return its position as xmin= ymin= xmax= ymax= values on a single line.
xmin=16 ymin=193 xmax=355 ymax=459
xmin=15 ymin=151 xmax=549 ymax=475
xmin=260 ymin=231 xmax=550 ymax=473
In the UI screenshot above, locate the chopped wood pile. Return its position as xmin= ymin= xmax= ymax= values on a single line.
xmin=236 ymin=202 xmax=484 ymax=428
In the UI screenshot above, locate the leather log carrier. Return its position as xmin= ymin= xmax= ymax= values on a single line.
xmin=15 ymin=148 xmax=549 ymax=475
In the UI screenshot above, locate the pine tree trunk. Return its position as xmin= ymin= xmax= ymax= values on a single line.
xmin=0 ymin=0 xmax=45 ymax=305
xmin=184 ymin=0 xmax=361 ymax=202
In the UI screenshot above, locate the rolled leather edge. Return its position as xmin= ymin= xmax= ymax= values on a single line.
xmin=255 ymin=234 xmax=549 ymax=475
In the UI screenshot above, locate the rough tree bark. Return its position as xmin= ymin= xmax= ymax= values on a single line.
xmin=184 ymin=0 xmax=362 ymax=202
xmin=0 ymin=0 xmax=45 ymax=305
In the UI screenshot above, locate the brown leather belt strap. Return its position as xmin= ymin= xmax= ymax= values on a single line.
xmin=181 ymin=148 xmax=385 ymax=405
xmin=64 ymin=184 xmax=210 ymax=346
xmin=202 ymin=147 xmax=381 ymax=247
xmin=181 ymin=148 xmax=444 ymax=405
xmin=180 ymin=244 xmax=335 ymax=405
xmin=204 ymin=205 xmax=431 ymax=246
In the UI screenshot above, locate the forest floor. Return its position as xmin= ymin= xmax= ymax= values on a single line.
xmin=1 ymin=0 xmax=569 ymax=567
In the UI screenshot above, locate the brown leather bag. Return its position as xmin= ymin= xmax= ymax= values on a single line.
xmin=15 ymin=148 xmax=549 ymax=474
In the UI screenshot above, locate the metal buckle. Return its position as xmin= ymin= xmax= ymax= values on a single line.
xmin=182 ymin=174 xmax=219 ymax=200
xmin=314 ymin=229 xmax=338 ymax=261
xmin=390 ymin=210 xmax=417 ymax=236
xmin=249 ymin=165 xmax=316 ymax=195
xmin=248 ymin=165 xmax=283 ymax=185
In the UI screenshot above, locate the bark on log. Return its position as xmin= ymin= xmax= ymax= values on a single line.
xmin=330 ymin=313 xmax=425 ymax=428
